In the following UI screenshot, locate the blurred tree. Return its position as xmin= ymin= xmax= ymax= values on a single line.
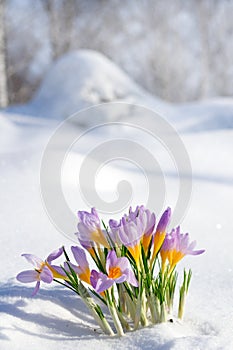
xmin=42 ymin=0 xmax=77 ymax=60
xmin=60 ymin=0 xmax=77 ymax=53
xmin=43 ymin=0 xmax=60 ymax=60
xmin=0 ymin=0 xmax=8 ymax=107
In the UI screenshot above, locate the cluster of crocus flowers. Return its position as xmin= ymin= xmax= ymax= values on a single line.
xmin=17 ymin=205 xmax=205 ymax=336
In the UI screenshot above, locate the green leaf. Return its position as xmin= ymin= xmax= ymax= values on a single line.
xmin=62 ymin=246 xmax=70 ymax=262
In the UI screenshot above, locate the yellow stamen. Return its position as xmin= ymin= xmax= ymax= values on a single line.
xmin=108 ymin=266 xmax=122 ymax=279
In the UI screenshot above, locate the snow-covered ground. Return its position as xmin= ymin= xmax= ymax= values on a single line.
xmin=1 ymin=51 xmax=233 ymax=349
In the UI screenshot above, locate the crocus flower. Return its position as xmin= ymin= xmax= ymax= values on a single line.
xmin=110 ymin=205 xmax=156 ymax=257
xmin=133 ymin=206 xmax=156 ymax=253
xmin=151 ymin=207 xmax=171 ymax=261
xmin=90 ymin=250 xmax=138 ymax=293
xmin=16 ymin=247 xmax=64 ymax=296
xmin=108 ymin=219 xmax=122 ymax=247
xmin=118 ymin=214 xmax=144 ymax=266
xmin=70 ymin=246 xmax=91 ymax=284
xmin=76 ymin=208 xmax=109 ymax=248
xmin=160 ymin=226 xmax=205 ymax=271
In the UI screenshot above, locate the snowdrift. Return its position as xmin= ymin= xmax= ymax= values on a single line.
xmin=6 ymin=50 xmax=233 ymax=133
xmin=6 ymin=50 xmax=169 ymax=121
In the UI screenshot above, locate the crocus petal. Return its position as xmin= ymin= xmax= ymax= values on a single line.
xmin=109 ymin=219 xmax=122 ymax=246
xmin=64 ymin=261 xmax=80 ymax=274
xmin=114 ymin=274 xmax=127 ymax=284
xmin=49 ymin=265 xmax=67 ymax=279
xmin=21 ymin=254 xmax=43 ymax=269
xmin=40 ymin=265 xmax=53 ymax=283
xmin=109 ymin=219 xmax=120 ymax=230
xmin=77 ymin=208 xmax=101 ymax=234
xmin=116 ymin=256 xmax=130 ymax=271
xmin=77 ymin=237 xmax=92 ymax=249
xmin=114 ymin=269 xmax=138 ymax=286
xmin=125 ymin=269 xmax=139 ymax=287
xmin=91 ymin=270 xmax=114 ymax=293
xmin=91 ymin=208 xmax=100 ymax=223
xmin=16 ymin=270 xmax=39 ymax=283
xmin=71 ymin=246 xmax=89 ymax=269
xmin=77 ymin=222 xmax=93 ymax=238
xmin=179 ymin=233 xmax=189 ymax=251
xmin=140 ymin=209 xmax=156 ymax=237
xmin=119 ymin=218 xmax=143 ymax=247
xmin=90 ymin=269 xmax=99 ymax=289
xmin=156 ymin=207 xmax=171 ymax=233
xmin=106 ymin=250 xmax=118 ymax=273
xmin=32 ymin=281 xmax=40 ymax=296
xmin=95 ymin=274 xmax=114 ymax=293
xmin=189 ymin=249 xmax=205 ymax=256
xmin=187 ymin=240 xmax=196 ymax=252
xmin=47 ymin=247 xmax=64 ymax=264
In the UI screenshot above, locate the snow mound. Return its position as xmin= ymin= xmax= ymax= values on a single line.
xmin=7 ymin=50 xmax=169 ymax=122
xmin=6 ymin=49 xmax=233 ymax=132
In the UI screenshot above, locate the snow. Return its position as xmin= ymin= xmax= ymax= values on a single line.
xmin=6 ymin=50 xmax=171 ymax=122
xmin=1 ymin=51 xmax=233 ymax=349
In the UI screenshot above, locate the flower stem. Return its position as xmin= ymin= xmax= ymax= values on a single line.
xmin=178 ymin=292 xmax=185 ymax=320
xmin=117 ymin=308 xmax=131 ymax=331
xmin=106 ymin=289 xmax=124 ymax=336
xmin=148 ymin=292 xmax=160 ymax=324
xmin=178 ymin=269 xmax=192 ymax=320
xmin=108 ymin=302 xmax=124 ymax=336
xmin=160 ymin=301 xmax=167 ymax=322
xmin=79 ymin=282 xmax=114 ymax=336
xmin=140 ymin=288 xmax=149 ymax=326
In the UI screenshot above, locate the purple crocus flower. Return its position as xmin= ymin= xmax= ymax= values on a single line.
xmin=109 ymin=219 xmax=123 ymax=247
xmin=16 ymin=247 xmax=64 ymax=296
xmin=128 ymin=205 xmax=155 ymax=236
xmin=76 ymin=208 xmax=109 ymax=248
xmin=69 ymin=246 xmax=91 ymax=284
xmin=160 ymin=226 xmax=205 ymax=270
xmin=132 ymin=205 xmax=156 ymax=252
xmin=90 ymin=250 xmax=138 ymax=293
xmin=117 ymin=205 xmax=154 ymax=264
xmin=118 ymin=214 xmax=144 ymax=266
xmin=109 ymin=205 xmax=156 ymax=258
xmin=152 ymin=207 xmax=171 ymax=260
